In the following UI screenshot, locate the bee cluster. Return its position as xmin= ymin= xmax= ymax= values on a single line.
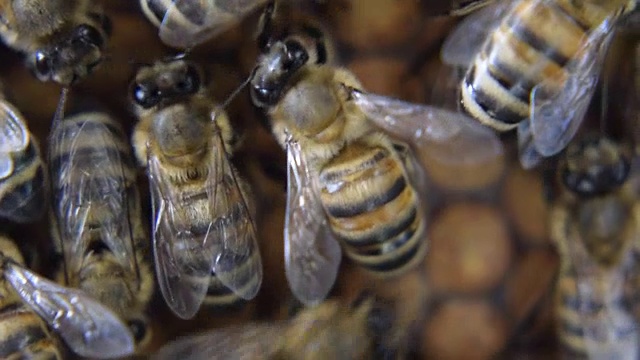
xmin=1 ymin=0 xmax=639 ymax=359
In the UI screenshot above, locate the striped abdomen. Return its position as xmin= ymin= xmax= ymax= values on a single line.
xmin=49 ymin=112 xmax=138 ymax=213
xmin=48 ymin=112 xmax=152 ymax=318
xmin=0 ymin=139 xmax=46 ymax=223
xmin=0 ymin=302 xmax=64 ymax=359
xmin=167 ymin=161 xmax=260 ymax=308
xmin=555 ymin=267 xmax=640 ymax=359
xmin=462 ymin=0 xmax=618 ymax=131
xmin=319 ymin=139 xmax=426 ymax=275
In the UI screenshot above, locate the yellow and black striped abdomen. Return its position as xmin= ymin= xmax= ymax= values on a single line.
xmin=462 ymin=0 xmax=604 ymax=131
xmin=0 ymin=139 xmax=46 ymax=223
xmin=167 ymin=165 xmax=259 ymax=309
xmin=319 ymin=140 xmax=426 ymax=276
xmin=0 ymin=302 xmax=64 ymax=359
xmin=555 ymin=266 xmax=640 ymax=358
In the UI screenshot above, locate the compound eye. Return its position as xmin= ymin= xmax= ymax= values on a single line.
xmin=34 ymin=52 xmax=51 ymax=79
xmin=283 ymin=40 xmax=309 ymax=71
xmin=127 ymin=319 xmax=148 ymax=344
xmin=176 ymin=64 xmax=201 ymax=94
xmin=132 ymin=83 xmax=161 ymax=109
xmin=75 ymin=24 xmax=104 ymax=47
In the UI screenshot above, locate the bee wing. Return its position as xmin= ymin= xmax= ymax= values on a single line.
xmin=205 ymin=131 xmax=262 ymax=300
xmin=148 ymin=153 xmax=212 ymax=319
xmin=350 ymin=90 xmax=503 ymax=165
xmin=159 ymin=0 xmax=270 ymax=49
xmin=516 ymin=120 xmax=544 ymax=169
xmin=284 ymin=139 xmax=342 ymax=306
xmin=154 ymin=323 xmax=283 ymax=360
xmin=449 ymin=0 xmax=496 ymax=16
xmin=0 ymin=99 xmax=29 ymax=178
xmin=529 ymin=17 xmax=618 ymax=157
xmin=440 ymin=0 xmax=514 ymax=67
xmin=4 ymin=262 xmax=134 ymax=358
xmin=0 ymin=99 xmax=28 ymax=153
xmin=51 ymin=119 xmax=139 ymax=285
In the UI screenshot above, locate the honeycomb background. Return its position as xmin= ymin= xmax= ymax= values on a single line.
xmin=1 ymin=1 xmax=639 ymax=358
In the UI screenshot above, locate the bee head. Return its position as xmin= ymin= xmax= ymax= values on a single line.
xmin=29 ymin=15 xmax=111 ymax=86
xmin=129 ymin=59 xmax=203 ymax=110
xmin=250 ymin=38 xmax=310 ymax=108
xmin=561 ymin=135 xmax=630 ymax=198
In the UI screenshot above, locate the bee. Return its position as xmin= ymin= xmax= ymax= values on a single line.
xmin=249 ymin=11 xmax=503 ymax=305
xmin=0 ymin=87 xmax=46 ymax=223
xmin=549 ymin=135 xmax=640 ymax=359
xmin=129 ymin=59 xmax=262 ymax=320
xmin=0 ymin=0 xmax=112 ymax=86
xmin=0 ymin=233 xmax=136 ymax=359
xmin=440 ymin=0 xmax=637 ymax=168
xmin=154 ymin=294 xmax=401 ymax=360
xmin=48 ymin=110 xmax=155 ymax=350
xmin=140 ymin=0 xmax=272 ymax=49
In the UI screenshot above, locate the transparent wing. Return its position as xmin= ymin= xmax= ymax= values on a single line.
xmin=154 ymin=323 xmax=282 ymax=360
xmin=517 ymin=120 xmax=544 ymax=170
xmin=440 ymin=0 xmax=514 ymax=67
xmin=0 ymin=99 xmax=29 ymax=178
xmin=284 ymin=139 xmax=341 ymax=306
xmin=5 ymin=262 xmax=134 ymax=358
xmin=0 ymin=98 xmax=28 ymax=153
xmin=529 ymin=17 xmax=618 ymax=157
xmin=350 ymin=89 xmax=503 ymax=165
xmin=449 ymin=0 xmax=496 ymax=16
xmin=206 ymin=131 xmax=262 ymax=300
xmin=148 ymin=152 xmax=212 ymax=319
xmin=159 ymin=0 xmax=270 ymax=49
xmin=51 ymin=119 xmax=138 ymax=287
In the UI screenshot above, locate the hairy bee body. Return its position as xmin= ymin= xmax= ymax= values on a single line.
xmin=462 ymin=0 xmax=633 ymax=131
xmin=155 ymin=295 xmax=401 ymax=360
xmin=0 ymin=0 xmax=111 ymax=85
xmin=0 ymin=235 xmax=64 ymax=360
xmin=317 ymin=135 xmax=426 ymax=274
xmin=269 ymin=65 xmax=427 ymax=276
xmin=49 ymin=111 xmax=154 ymax=349
xmin=131 ymin=60 xmax=261 ymax=317
xmin=550 ymin=136 xmax=640 ymax=359
xmin=0 ymin=92 xmax=46 ymax=224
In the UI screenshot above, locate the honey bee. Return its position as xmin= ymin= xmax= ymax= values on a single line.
xmin=0 ymin=233 xmax=136 ymax=359
xmin=0 ymin=88 xmax=46 ymax=223
xmin=140 ymin=0 xmax=272 ymax=49
xmin=0 ymin=0 xmax=111 ymax=86
xmin=250 ymin=13 xmax=503 ymax=305
xmin=440 ymin=0 xmax=637 ymax=168
xmin=550 ymin=135 xmax=640 ymax=359
xmin=154 ymin=294 xmax=402 ymax=360
xmin=130 ymin=59 xmax=262 ymax=319
xmin=48 ymin=110 xmax=155 ymax=350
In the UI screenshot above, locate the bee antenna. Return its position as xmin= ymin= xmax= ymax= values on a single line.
xmin=51 ymin=87 xmax=70 ymax=131
xmin=127 ymin=57 xmax=151 ymax=69
xmin=221 ymin=74 xmax=252 ymax=110
xmin=600 ymin=65 xmax=609 ymax=135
